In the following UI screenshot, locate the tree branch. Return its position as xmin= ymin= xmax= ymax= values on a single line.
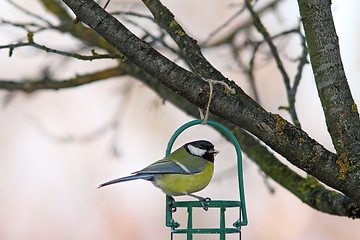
xmin=132 ymin=65 xmax=359 ymax=218
xmin=211 ymin=0 xmax=286 ymax=46
xmin=60 ymin=0 xmax=360 ymax=205
xmin=245 ymin=0 xmax=301 ymax=128
xmin=141 ymin=0 xmax=226 ymax=81
xmin=39 ymin=0 xmax=118 ymax=54
xmin=298 ymin=0 xmax=360 ymax=165
xmin=0 ymin=66 xmax=125 ymax=92
xmin=1 ymin=37 xmax=123 ymax=60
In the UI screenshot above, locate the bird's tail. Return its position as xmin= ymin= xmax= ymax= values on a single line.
xmin=98 ymin=174 xmax=153 ymax=188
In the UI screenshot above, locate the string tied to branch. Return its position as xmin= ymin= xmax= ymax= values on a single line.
xmin=199 ymin=78 xmax=235 ymax=124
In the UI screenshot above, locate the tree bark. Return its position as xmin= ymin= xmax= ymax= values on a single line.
xmin=298 ymin=0 xmax=360 ymax=165
xmin=61 ymin=0 xmax=360 ymax=205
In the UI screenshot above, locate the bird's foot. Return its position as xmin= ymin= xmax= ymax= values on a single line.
xmin=187 ymin=193 xmax=211 ymax=211
xmin=198 ymin=197 xmax=211 ymax=211
xmin=167 ymin=196 xmax=177 ymax=213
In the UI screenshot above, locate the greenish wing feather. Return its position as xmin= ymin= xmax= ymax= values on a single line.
xmin=133 ymin=146 xmax=206 ymax=174
xmin=174 ymin=155 xmax=207 ymax=173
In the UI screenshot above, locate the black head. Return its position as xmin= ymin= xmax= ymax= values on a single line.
xmin=184 ymin=140 xmax=218 ymax=162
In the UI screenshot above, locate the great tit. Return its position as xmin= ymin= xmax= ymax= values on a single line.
xmin=98 ymin=140 xmax=218 ymax=210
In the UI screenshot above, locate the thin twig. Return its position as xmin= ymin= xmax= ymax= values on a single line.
xmin=110 ymin=11 xmax=155 ymax=21
xmin=5 ymin=0 xmax=54 ymax=26
xmin=245 ymin=0 xmax=291 ymax=91
xmin=0 ymin=39 xmax=123 ymax=60
xmin=202 ymin=5 xmax=246 ymax=46
xmin=0 ymin=66 xmax=126 ymax=92
xmin=293 ymin=29 xmax=308 ymax=95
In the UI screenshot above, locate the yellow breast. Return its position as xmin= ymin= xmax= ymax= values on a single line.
xmin=153 ymin=161 xmax=214 ymax=196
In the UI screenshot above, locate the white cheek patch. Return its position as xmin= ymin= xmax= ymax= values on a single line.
xmin=187 ymin=145 xmax=207 ymax=157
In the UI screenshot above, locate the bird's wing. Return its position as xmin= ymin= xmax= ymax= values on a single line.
xmin=133 ymin=156 xmax=206 ymax=175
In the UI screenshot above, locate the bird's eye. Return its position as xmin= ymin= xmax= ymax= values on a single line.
xmin=201 ymin=144 xmax=212 ymax=150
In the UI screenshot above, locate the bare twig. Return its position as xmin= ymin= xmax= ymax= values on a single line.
xmin=5 ymin=0 xmax=54 ymax=26
xmin=0 ymin=35 xmax=123 ymax=60
xmin=245 ymin=1 xmax=302 ymax=127
xmin=202 ymin=5 xmax=246 ymax=46
xmin=0 ymin=66 xmax=126 ymax=92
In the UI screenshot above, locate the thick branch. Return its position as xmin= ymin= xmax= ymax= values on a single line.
xmin=133 ymin=67 xmax=359 ymax=218
xmin=142 ymin=0 xmax=224 ymax=80
xmin=234 ymin=128 xmax=359 ymax=218
xmin=60 ymin=0 xmax=360 ymax=204
xmin=298 ymin=0 xmax=360 ymax=164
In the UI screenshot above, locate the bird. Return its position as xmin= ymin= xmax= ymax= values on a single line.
xmin=98 ymin=140 xmax=219 ymax=210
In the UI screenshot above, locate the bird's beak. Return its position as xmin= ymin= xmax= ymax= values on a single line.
xmin=210 ymin=149 xmax=220 ymax=156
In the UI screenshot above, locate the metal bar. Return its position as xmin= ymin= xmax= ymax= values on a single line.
xmin=187 ymin=206 xmax=193 ymax=240
xmin=220 ymin=206 xmax=226 ymax=240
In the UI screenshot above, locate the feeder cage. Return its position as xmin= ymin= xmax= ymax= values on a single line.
xmin=165 ymin=120 xmax=248 ymax=240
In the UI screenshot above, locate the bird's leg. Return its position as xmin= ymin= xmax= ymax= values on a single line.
xmin=167 ymin=196 xmax=177 ymax=213
xmin=187 ymin=193 xmax=211 ymax=211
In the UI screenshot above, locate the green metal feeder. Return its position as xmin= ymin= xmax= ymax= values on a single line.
xmin=165 ymin=119 xmax=248 ymax=240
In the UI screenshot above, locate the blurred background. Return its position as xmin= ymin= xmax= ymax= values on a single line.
xmin=0 ymin=0 xmax=359 ymax=239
